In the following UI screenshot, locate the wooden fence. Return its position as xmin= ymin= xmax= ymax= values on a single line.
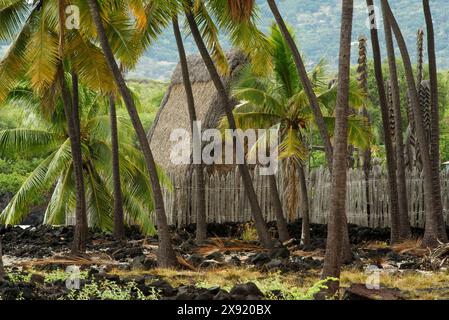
xmin=162 ymin=166 xmax=449 ymax=229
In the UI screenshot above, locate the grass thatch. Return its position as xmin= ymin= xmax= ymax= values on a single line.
xmin=148 ymin=50 xmax=246 ymax=173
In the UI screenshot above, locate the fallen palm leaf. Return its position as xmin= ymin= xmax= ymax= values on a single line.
xmin=195 ymin=237 xmax=265 ymax=256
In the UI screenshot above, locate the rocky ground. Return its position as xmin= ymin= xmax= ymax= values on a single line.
xmin=1 ymin=221 xmax=449 ymax=300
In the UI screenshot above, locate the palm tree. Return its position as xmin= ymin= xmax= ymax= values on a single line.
xmin=423 ymin=0 xmax=447 ymax=244
xmin=266 ymin=0 xmax=333 ymax=170
xmin=87 ymin=0 xmax=178 ymax=267
xmin=228 ymin=26 xmax=368 ymax=245
xmin=172 ymin=15 xmax=207 ymax=244
xmin=321 ymin=0 xmax=354 ymax=297
xmin=266 ymin=0 xmax=353 ymax=261
xmin=0 ymin=82 xmax=161 ymax=236
xmin=185 ymin=6 xmax=273 ymax=249
xmin=109 ymin=94 xmax=125 ymax=239
xmin=56 ymin=0 xmax=88 ymax=254
xmin=0 ymin=0 xmax=119 ymax=254
xmin=365 ymin=0 xmax=402 ymax=244
xmin=381 ymin=5 xmax=412 ymax=240
xmin=382 ymin=0 xmax=447 ymax=246
xmin=58 ymin=63 xmax=88 ymax=254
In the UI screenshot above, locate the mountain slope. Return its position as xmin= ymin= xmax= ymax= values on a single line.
xmin=1 ymin=1 xmax=448 ymax=80
xmin=132 ymin=0 xmax=449 ymax=80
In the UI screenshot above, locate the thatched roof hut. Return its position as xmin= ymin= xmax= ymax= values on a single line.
xmin=148 ymin=50 xmax=247 ymax=174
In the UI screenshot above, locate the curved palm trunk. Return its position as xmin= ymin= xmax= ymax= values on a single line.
xmin=58 ymin=66 xmax=88 ymax=254
xmin=0 ymin=236 xmax=5 ymax=279
xmin=381 ymin=8 xmax=412 ymax=240
xmin=87 ymin=0 xmax=177 ymax=267
xmin=366 ymin=1 xmax=402 ymax=244
xmin=109 ymin=95 xmax=125 ymax=239
xmin=423 ymin=0 xmax=448 ymax=242
xmin=172 ymin=17 xmax=207 ymax=244
xmin=321 ymin=0 xmax=354 ymax=297
xmin=382 ymin=0 xmax=447 ymax=246
xmin=298 ymin=165 xmax=310 ymax=246
xmin=268 ymin=174 xmax=291 ymax=243
xmin=185 ymin=9 xmax=273 ymax=249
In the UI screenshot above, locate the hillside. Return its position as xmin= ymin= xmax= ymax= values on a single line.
xmin=1 ymin=1 xmax=448 ymax=80
xmin=132 ymin=0 xmax=449 ymax=79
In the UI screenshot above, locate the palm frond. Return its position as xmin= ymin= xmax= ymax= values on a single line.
xmin=0 ymin=153 xmax=55 ymax=224
xmin=0 ymin=128 xmax=60 ymax=157
xmin=278 ymin=126 xmax=307 ymax=162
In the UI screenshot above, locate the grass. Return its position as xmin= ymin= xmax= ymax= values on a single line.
xmin=108 ymin=265 xmax=449 ymax=300
xmin=5 ymin=263 xmax=449 ymax=300
xmin=340 ymin=268 xmax=449 ymax=300
xmin=241 ymin=223 xmax=259 ymax=242
xmin=109 ymin=267 xmax=327 ymax=300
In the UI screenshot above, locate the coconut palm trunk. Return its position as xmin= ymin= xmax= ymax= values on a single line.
xmin=321 ymin=0 xmax=354 ymax=297
xmin=185 ymin=9 xmax=273 ymax=249
xmin=268 ymin=174 xmax=291 ymax=243
xmin=172 ymin=17 xmax=207 ymax=244
xmin=423 ymin=0 xmax=447 ymax=241
xmin=381 ymin=7 xmax=412 ymax=240
xmin=382 ymin=0 xmax=447 ymax=246
xmin=87 ymin=0 xmax=178 ymax=267
xmin=298 ymin=165 xmax=310 ymax=246
xmin=365 ymin=0 xmax=401 ymax=244
xmin=109 ymin=94 xmax=125 ymax=239
xmin=57 ymin=65 xmax=88 ymax=254
xmin=0 ymin=236 xmax=5 ymax=279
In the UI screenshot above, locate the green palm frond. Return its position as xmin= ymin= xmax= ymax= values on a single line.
xmin=0 ymin=0 xmax=30 ymax=41
xmin=0 ymin=152 xmax=55 ymax=224
xmin=86 ymin=161 xmax=113 ymax=231
xmin=270 ymin=23 xmax=299 ymax=97
xmin=206 ymin=0 xmax=272 ymax=75
xmin=318 ymin=78 xmax=366 ymax=112
xmin=278 ymin=127 xmax=307 ymax=162
xmin=122 ymin=185 xmax=156 ymax=236
xmin=323 ymin=115 xmax=373 ymax=150
xmin=0 ymin=128 xmax=61 ymax=157
xmin=26 ymin=3 xmax=59 ymax=94
xmin=190 ymin=0 xmax=229 ymax=74
xmin=0 ymin=16 xmax=32 ymax=102
xmin=44 ymin=164 xmax=75 ymax=225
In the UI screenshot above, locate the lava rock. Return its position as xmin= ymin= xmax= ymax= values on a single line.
xmin=112 ymin=247 xmax=144 ymax=260
xmin=207 ymin=286 xmax=221 ymax=295
xmin=228 ymin=255 xmax=242 ymax=266
xmin=386 ymin=251 xmax=403 ymax=262
xmin=214 ymin=290 xmax=232 ymax=300
xmin=30 ymin=274 xmax=45 ymax=285
xmin=265 ymin=259 xmax=283 ymax=270
xmin=269 ymin=247 xmax=290 ymax=260
xmin=230 ymin=282 xmax=263 ymax=300
xmin=187 ymin=254 xmax=204 ymax=266
xmin=195 ymin=292 xmax=215 ymax=300
xmin=250 ymin=252 xmax=271 ymax=266
xmin=343 ymin=283 xmax=403 ymax=300
xmin=149 ymin=279 xmax=176 ymax=297
xmin=397 ymin=261 xmax=419 ymax=270
xmin=206 ymin=251 xmax=225 ymax=262
xmin=130 ymin=255 xmax=155 ymax=271
xmin=198 ymin=260 xmax=221 ymax=269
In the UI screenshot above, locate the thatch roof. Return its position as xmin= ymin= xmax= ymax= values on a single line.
xmin=148 ymin=50 xmax=247 ymax=173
